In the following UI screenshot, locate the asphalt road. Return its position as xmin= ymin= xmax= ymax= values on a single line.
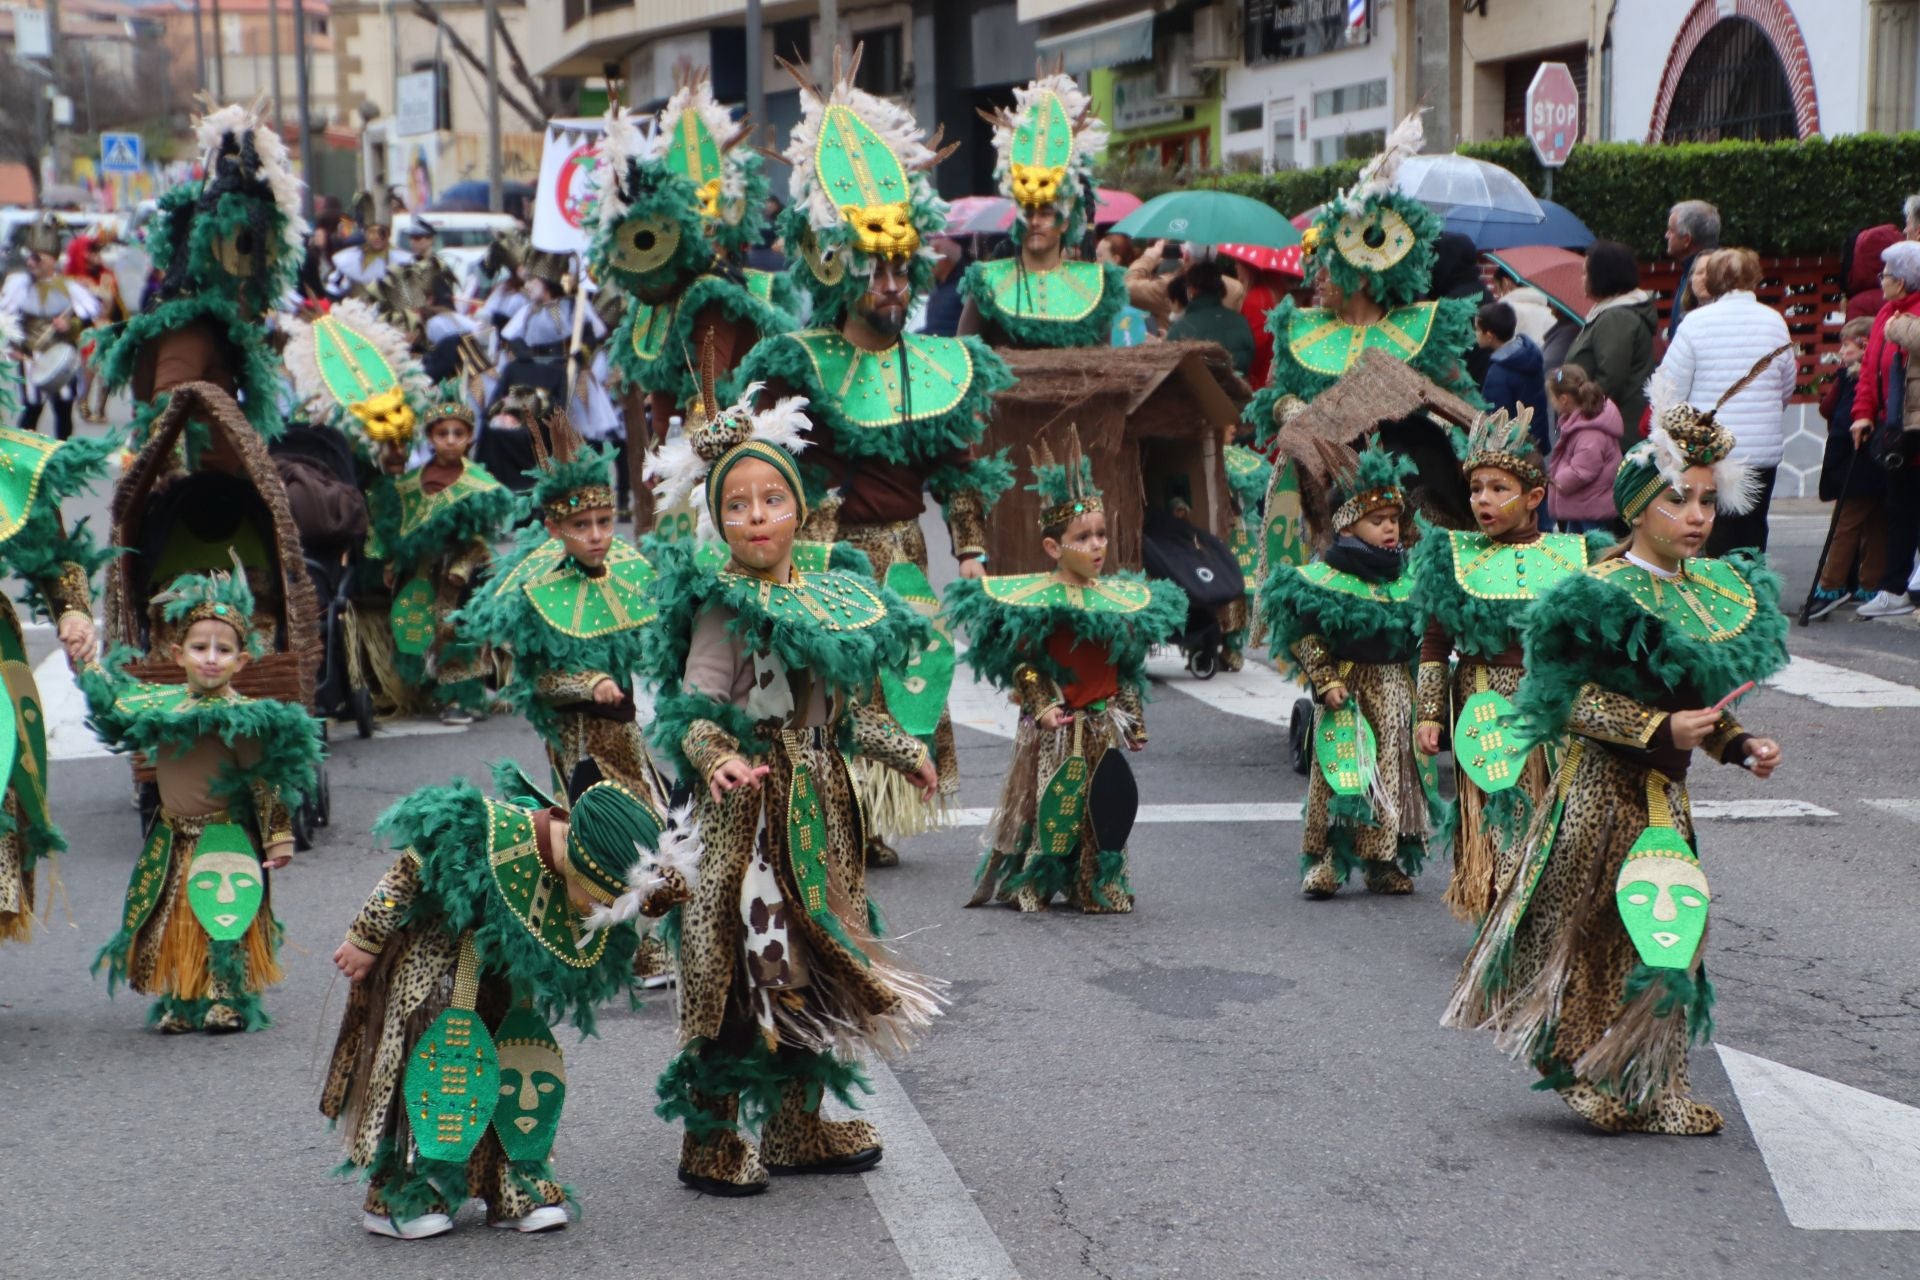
xmin=3 ymin=451 xmax=1917 ymax=1278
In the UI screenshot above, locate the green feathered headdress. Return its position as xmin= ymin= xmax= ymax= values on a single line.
xmin=525 ymin=406 xmax=617 ymax=522
xmin=1028 ymin=426 xmax=1102 ymax=532
xmin=1307 ymin=111 xmax=1441 ymax=310
xmin=777 ymin=43 xmax=957 ymax=324
xmin=986 ymin=64 xmax=1108 ymax=247
xmin=1461 ymin=407 xmax=1545 ymax=488
xmin=589 ymin=105 xmax=723 ymax=301
xmin=1325 ymin=436 xmax=1416 ymax=531
xmin=0 ymin=309 xmax=20 ymax=419
xmin=282 ymin=298 xmax=432 ymax=451
xmin=424 ymin=377 xmax=475 ymax=430
xmin=153 ymin=556 xmax=260 ymax=654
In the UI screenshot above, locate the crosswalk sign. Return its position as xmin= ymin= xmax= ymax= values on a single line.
xmin=100 ymin=133 xmax=143 ymax=174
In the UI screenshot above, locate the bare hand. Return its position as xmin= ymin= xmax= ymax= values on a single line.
xmin=381 ymin=564 xmax=396 ymax=590
xmin=1323 ymin=687 xmax=1348 ymax=711
xmin=708 ymin=756 xmax=770 ymax=803
xmin=332 ymin=940 xmax=376 ymax=983
xmin=956 ymin=557 xmax=985 ymax=581
xmin=57 ymin=614 xmax=95 ymax=669
xmin=262 ymin=841 xmax=293 ymax=871
xmin=1126 ymin=737 xmax=1146 ymax=753
xmin=1037 ymin=704 xmax=1074 ymax=731
xmin=1667 ymin=707 xmax=1722 ymax=751
xmin=1743 ymin=737 xmax=1782 ymax=779
xmin=52 ymin=315 xmax=70 ymax=335
xmin=1415 ymin=723 xmax=1441 ymax=756
xmin=1852 ymin=420 xmax=1873 ymax=448
xmin=904 ymin=756 xmax=939 ymax=801
xmin=591 ymin=677 xmax=624 ymax=705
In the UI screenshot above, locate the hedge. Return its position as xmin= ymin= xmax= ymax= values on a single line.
xmin=1191 ymin=133 xmax=1920 ymax=258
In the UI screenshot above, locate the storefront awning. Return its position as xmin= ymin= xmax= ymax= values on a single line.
xmin=1035 ymin=11 xmax=1155 ymax=75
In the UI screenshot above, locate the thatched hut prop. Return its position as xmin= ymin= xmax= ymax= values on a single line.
xmin=981 ymin=342 xmax=1250 ymax=574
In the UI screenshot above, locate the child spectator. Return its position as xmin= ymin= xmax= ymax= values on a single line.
xmin=1810 ymin=316 xmax=1885 ymax=617
xmin=1545 ymin=364 xmax=1625 ymax=534
xmin=1476 ymin=302 xmax=1548 ymax=448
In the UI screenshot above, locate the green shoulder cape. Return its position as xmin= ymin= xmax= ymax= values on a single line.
xmin=730 ymin=329 xmax=1015 ymax=466
xmin=943 ymin=571 xmax=1184 ymax=695
xmin=638 ymin=539 xmax=930 ymax=780
xmin=1408 ymin=525 xmax=1610 ymax=659
xmin=959 ymin=259 xmax=1124 ymax=349
xmin=1259 ymin=559 xmax=1418 ymax=681
xmin=1512 ymin=551 xmax=1789 ymax=750
xmin=610 ymin=271 xmax=798 ymax=404
xmin=366 ymin=461 xmax=512 ymax=573
xmin=1225 ymin=443 xmax=1274 ymax=514
xmin=373 ymin=779 xmax=640 ymax=1034
xmin=0 ymin=427 xmax=115 ymax=604
xmin=94 ymin=294 xmax=287 ymax=445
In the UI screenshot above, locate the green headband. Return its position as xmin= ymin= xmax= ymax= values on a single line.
xmin=565 ymin=780 xmax=661 ymax=903
xmin=1613 ymin=443 xmax=1667 ymax=523
xmin=706 ymin=439 xmax=808 ymax=529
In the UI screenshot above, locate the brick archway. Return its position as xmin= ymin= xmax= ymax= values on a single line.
xmin=1646 ymin=0 xmax=1820 ymax=143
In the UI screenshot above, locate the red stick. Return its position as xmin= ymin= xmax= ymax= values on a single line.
xmin=1711 ymin=681 xmax=1756 ymax=714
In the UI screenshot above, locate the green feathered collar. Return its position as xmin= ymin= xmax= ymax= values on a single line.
xmin=731 ymin=329 xmax=1013 ymax=464
xmin=1224 ymin=444 xmax=1273 ymax=512
xmin=375 ymin=779 xmax=637 ymax=1034
xmin=95 ymin=295 xmax=286 ymax=444
xmin=1513 ymin=551 xmax=1788 ymax=749
xmin=1408 ymin=525 xmax=1603 ymax=659
xmin=0 ymin=427 xmax=114 ymax=589
xmin=943 ymin=570 xmax=1184 ymax=693
xmin=959 ymin=259 xmax=1123 ymax=349
xmin=1259 ymin=558 xmax=1418 ymax=678
xmin=611 ymin=271 xmax=796 ymax=402
xmin=367 ymin=462 xmax=511 ymax=571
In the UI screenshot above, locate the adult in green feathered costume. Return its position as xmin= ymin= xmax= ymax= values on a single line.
xmin=82 ymin=566 xmax=321 ymax=1033
xmin=1444 ymin=381 xmax=1788 ymax=1137
xmin=455 ymin=408 xmax=663 ymax=805
xmin=1221 ymin=442 xmax=1273 ymax=673
xmin=641 ymin=380 xmax=943 ymax=1197
xmin=94 ymin=101 xmax=306 ymax=458
xmin=733 ymin=44 xmax=1016 ymax=864
xmin=957 ymin=67 xmax=1124 ymax=350
xmin=323 ymin=773 xmax=691 ymax=1239
xmin=590 ymin=67 xmax=796 ymax=529
xmin=1260 ymin=437 xmax=1430 ymax=898
xmin=1409 ymin=408 xmax=1610 ymax=923
xmin=948 ymin=430 xmax=1183 ymax=913
xmin=0 ymin=306 xmax=114 ymax=946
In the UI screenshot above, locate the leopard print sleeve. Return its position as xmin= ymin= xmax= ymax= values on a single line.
xmin=535 ymin=670 xmax=615 ymax=703
xmin=944 ymin=488 xmax=988 ymax=561
xmin=444 ymin=537 xmax=492 ymax=589
xmin=1115 ymin=680 xmax=1146 ymax=745
xmin=1013 ymin=663 xmax=1062 ymax=721
xmin=848 ymin=700 xmax=931 ymax=775
xmin=1290 ymin=634 xmax=1343 ymax=701
xmin=251 ymin=779 xmax=294 ymax=851
xmin=683 ymin=719 xmax=745 ymax=782
xmin=1703 ymin=714 xmax=1752 ymax=765
xmin=345 ymin=851 xmax=422 ymax=955
xmin=35 ymin=560 xmax=92 ymax=626
xmin=1416 ymin=661 xmax=1450 ymax=729
xmin=1566 ymin=683 xmax=1667 ymax=747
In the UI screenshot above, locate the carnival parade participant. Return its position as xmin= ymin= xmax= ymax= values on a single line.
xmin=82 ymin=565 xmax=321 ymax=1033
xmin=1222 ymin=441 xmax=1273 ymax=672
xmin=323 ymin=774 xmax=693 ymax=1239
xmin=94 ymin=100 xmax=307 ymax=453
xmin=592 ymin=68 xmax=796 ymax=529
xmin=496 ymin=250 xmax=621 ymax=443
xmin=948 ymin=429 xmax=1182 ymax=913
xmin=1443 ymin=358 xmax=1790 ymax=1135
xmin=1410 ymin=408 xmax=1607 ymax=922
xmin=327 ymin=193 xmax=414 ymax=300
xmin=957 ymin=65 xmax=1123 ymax=348
xmin=733 ymin=44 xmax=1016 ymax=865
xmin=1260 ymin=439 xmax=1430 ymax=898
xmin=0 ymin=306 xmax=112 ymax=944
xmin=641 ymin=370 xmax=943 ymax=1196
xmin=3 ymin=216 xmax=102 ymax=440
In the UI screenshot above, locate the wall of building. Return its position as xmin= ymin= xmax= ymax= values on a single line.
xmin=1221 ymin=0 xmax=1399 ymax=172
xmin=1457 ymin=0 xmax=1597 ymax=142
xmin=333 ymin=0 xmax=531 ymax=138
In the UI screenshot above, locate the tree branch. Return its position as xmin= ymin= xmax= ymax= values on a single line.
xmin=492 ymin=11 xmax=560 ymax=118
xmin=407 ymin=0 xmax=545 ymax=131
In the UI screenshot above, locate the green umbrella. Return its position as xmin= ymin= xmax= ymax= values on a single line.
xmin=1109 ymin=190 xmax=1303 ymax=249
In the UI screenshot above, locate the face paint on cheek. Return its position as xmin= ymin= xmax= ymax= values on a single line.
xmin=768 ymin=509 xmax=795 ymax=523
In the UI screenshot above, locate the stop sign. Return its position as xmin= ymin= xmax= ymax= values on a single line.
xmin=1526 ymin=62 xmax=1580 ymax=167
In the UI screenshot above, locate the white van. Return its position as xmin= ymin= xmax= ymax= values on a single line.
xmin=393 ymin=212 xmax=521 ymax=296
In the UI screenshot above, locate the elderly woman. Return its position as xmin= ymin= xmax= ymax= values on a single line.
xmin=1650 ymin=248 xmax=1797 ymax=555
xmin=1852 ymin=240 xmax=1920 ymax=619
xmin=1563 ymin=241 xmax=1659 ymax=442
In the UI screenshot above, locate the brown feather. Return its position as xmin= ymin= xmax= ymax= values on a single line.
xmin=1708 ymin=343 xmax=1796 ymax=418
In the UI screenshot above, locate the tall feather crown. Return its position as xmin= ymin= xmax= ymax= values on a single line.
xmin=528 ymin=407 xmax=617 ymax=520
xmin=283 ymin=298 xmax=430 ymax=449
xmin=1616 ymin=344 xmax=1790 ymax=520
xmin=1029 ymin=426 xmax=1103 ymax=532
xmin=1462 ymin=407 xmax=1545 ymax=488
xmin=154 ymin=555 xmax=259 ymax=652
xmin=1321 ymin=436 xmax=1416 ymax=531
xmin=985 ymin=64 xmax=1108 ymax=244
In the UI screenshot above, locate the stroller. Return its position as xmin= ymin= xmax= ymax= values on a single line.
xmin=1141 ymin=504 xmax=1246 ymax=680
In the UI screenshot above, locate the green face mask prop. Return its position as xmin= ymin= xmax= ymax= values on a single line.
xmin=186 ymin=825 xmax=263 ymax=942
xmin=491 ymin=1009 xmax=566 ymax=1162
xmin=1615 ymin=830 xmax=1711 ymax=970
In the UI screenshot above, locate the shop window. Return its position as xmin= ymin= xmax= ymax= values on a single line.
xmin=1228 ymin=104 xmax=1264 ymax=134
xmin=1312 ymin=127 xmax=1384 ymax=166
xmin=1312 ymin=78 xmax=1386 ymax=118
xmin=1662 ymin=17 xmax=1797 ymax=142
xmin=1245 ymin=0 xmax=1374 ymax=67
xmin=853 ymin=27 xmax=905 ymax=96
xmin=773 ymin=19 xmax=810 ymax=68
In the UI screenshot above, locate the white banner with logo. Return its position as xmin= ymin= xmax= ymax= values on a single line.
xmin=531 ymin=118 xmax=610 ymax=255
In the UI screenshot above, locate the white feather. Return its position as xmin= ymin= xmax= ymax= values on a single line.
xmin=0 ymin=308 xmax=24 ymax=351
xmin=991 ymin=72 xmax=1107 ymax=219
xmin=659 ymin=76 xmax=752 ymax=209
xmin=575 ymin=802 xmax=703 ymax=941
xmin=594 ymin=109 xmax=654 ymax=229
xmin=784 ymin=65 xmax=942 ymax=240
xmin=194 ymin=101 xmax=308 ymax=261
xmin=1352 ymin=109 xmax=1425 ymax=201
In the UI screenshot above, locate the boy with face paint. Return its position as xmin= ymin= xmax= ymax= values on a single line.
xmin=1445 ymin=362 xmax=1790 ymax=1136
xmin=641 ymin=379 xmax=944 ymax=1197
xmin=1410 ymin=408 xmax=1611 ymax=923
xmin=946 ymin=430 xmax=1184 ymax=912
xmin=323 ymin=774 xmax=690 ymax=1238
xmin=80 ymin=566 xmax=321 ymax=1034
xmin=1260 ymin=438 xmax=1430 ymax=899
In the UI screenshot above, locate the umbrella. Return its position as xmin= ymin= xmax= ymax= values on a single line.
xmin=1482 ymin=246 xmax=1595 ymax=322
xmin=1287 ymin=199 xmax=1592 ymax=252
xmin=1393 ymin=154 xmax=1542 ymax=224
xmin=1218 ymin=242 xmax=1305 ymax=278
xmin=1093 ymin=188 xmax=1141 ymax=224
xmin=946 ymin=187 xmax=1146 ymax=236
xmin=1110 ymin=190 xmax=1302 ymax=250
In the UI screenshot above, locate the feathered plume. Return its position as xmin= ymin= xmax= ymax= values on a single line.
xmin=193 ymin=95 xmax=307 ymax=261
xmin=1353 ymin=109 xmax=1425 ymax=200
xmin=594 ymin=107 xmax=659 ymax=229
xmin=783 ymin=43 xmax=949 ymax=237
xmin=1641 ymin=343 xmax=1790 ymax=515
xmin=576 ymin=800 xmax=702 ymax=940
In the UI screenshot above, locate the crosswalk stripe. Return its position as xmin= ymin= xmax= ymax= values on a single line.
xmin=1144 ymin=649 xmax=1307 ymax=723
xmin=1766 ymin=657 xmax=1920 ymax=708
xmin=1692 ymin=799 xmax=1836 ymax=820
xmin=949 ymin=803 xmax=1294 ymax=826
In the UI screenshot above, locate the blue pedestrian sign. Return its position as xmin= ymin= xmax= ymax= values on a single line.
xmin=100 ymin=133 xmax=143 ymax=174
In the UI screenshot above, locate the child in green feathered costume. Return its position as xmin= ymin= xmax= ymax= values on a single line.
xmin=0 ymin=309 xmax=115 ymax=945
xmin=639 ymin=379 xmax=944 ymax=1197
xmin=81 ymin=564 xmax=321 ymax=1034
xmin=1260 ymin=437 xmax=1429 ymax=898
xmin=1445 ymin=374 xmax=1788 ymax=1138
xmin=323 ymin=772 xmax=693 ymax=1239
xmin=1410 ymin=408 xmax=1613 ymax=924
xmin=1222 ymin=442 xmax=1273 ymax=673
xmin=948 ymin=430 xmax=1183 ymax=913
xmin=93 ymin=102 xmax=306 ymax=458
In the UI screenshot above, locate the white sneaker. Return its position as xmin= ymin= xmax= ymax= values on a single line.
xmin=439 ymin=706 xmax=474 ymax=726
xmin=490 ymin=1204 xmax=570 ymax=1233
xmin=1856 ymin=590 xmax=1916 ymax=619
xmin=363 ymin=1210 xmax=454 ymax=1240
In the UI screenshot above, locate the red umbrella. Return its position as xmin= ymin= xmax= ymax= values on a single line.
xmin=946 ymin=189 xmax=1143 ymax=236
xmin=1093 ymin=187 xmax=1141 ymax=225
xmin=1482 ymin=246 xmax=1594 ymax=322
xmin=1219 ymin=242 xmax=1304 ymax=279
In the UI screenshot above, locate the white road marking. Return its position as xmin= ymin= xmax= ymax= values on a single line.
xmin=369 ymin=719 xmax=469 ymax=738
xmin=947 ymin=672 xmax=1021 ymax=740
xmin=1144 ymin=649 xmax=1306 ymax=724
xmin=1691 ymin=799 xmax=1836 ymax=820
xmin=41 ymin=650 xmax=113 ymax=761
xmin=1766 ymin=657 xmax=1920 ymax=708
xmin=950 ymin=802 xmax=1302 ymax=826
xmin=1717 ymin=1044 xmax=1920 ymax=1231
xmin=860 ymin=1057 xmax=1023 ymax=1280
xmin=1865 ymin=798 xmax=1920 ymax=822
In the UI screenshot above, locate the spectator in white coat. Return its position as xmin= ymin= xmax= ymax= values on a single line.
xmin=1650 ymin=247 xmax=1798 ymax=554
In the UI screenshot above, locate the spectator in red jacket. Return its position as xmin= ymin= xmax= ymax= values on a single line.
xmin=1843 ymin=224 xmax=1902 ymax=322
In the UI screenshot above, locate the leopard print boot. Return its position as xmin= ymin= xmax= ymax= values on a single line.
xmin=1301 ymin=856 xmax=1341 ymax=898
xmin=762 ymin=1080 xmax=882 ymax=1175
xmin=676 ymin=1092 xmax=769 ymax=1197
xmin=1362 ymin=861 xmax=1414 ymax=895
xmin=1558 ymin=1083 xmax=1723 ymax=1136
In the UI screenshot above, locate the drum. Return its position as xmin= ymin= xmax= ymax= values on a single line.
xmin=28 ymin=342 xmax=80 ymax=392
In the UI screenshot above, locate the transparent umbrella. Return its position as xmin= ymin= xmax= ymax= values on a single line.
xmin=1393 ymin=154 xmax=1543 ymax=225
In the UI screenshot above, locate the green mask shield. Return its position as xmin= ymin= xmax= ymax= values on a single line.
xmin=1615 ymin=827 xmax=1710 ymax=971
xmin=185 ymin=824 xmax=263 ymax=942
xmin=403 ymin=937 xmax=502 ymax=1163
xmin=1315 ymin=705 xmax=1376 ymax=797
xmin=390 ymin=576 xmax=437 ymax=656
xmin=491 ymin=1008 xmax=566 ymax=1162
xmin=877 ymin=562 xmax=954 ymax=739
xmin=1454 ymin=689 xmax=1526 ymax=794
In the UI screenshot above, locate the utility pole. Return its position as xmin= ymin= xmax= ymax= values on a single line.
xmin=291 ymin=0 xmax=315 ymax=218
xmin=192 ymin=0 xmax=206 ymax=92
xmin=269 ymin=0 xmax=283 ymax=128
xmin=817 ymin=0 xmax=838 ymax=78
xmin=745 ymin=0 xmax=763 ymax=142
xmin=211 ymin=0 xmax=226 ymax=98
xmin=483 ymin=0 xmax=501 ymax=212
xmin=45 ymin=0 xmax=63 ymax=181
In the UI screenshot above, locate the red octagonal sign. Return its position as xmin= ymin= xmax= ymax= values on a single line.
xmin=1526 ymin=62 xmax=1580 ymax=167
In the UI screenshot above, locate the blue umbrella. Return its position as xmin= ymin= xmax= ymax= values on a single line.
xmin=1447 ymin=199 xmax=1593 ymax=251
